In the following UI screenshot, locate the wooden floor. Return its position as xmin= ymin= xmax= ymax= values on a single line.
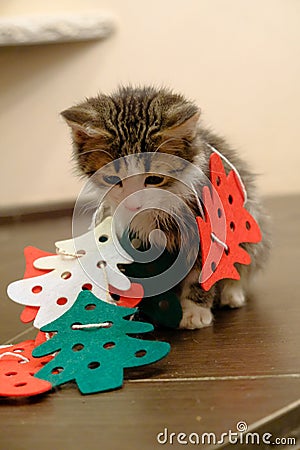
xmin=0 ymin=195 xmax=299 ymax=450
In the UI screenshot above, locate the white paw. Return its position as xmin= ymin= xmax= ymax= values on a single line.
xmin=179 ymin=299 xmax=213 ymax=330
xmin=221 ymin=282 xmax=246 ymax=308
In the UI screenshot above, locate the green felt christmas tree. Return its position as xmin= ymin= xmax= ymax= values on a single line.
xmin=32 ymin=290 xmax=170 ymax=394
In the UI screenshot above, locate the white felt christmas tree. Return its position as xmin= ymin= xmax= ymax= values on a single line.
xmin=7 ymin=217 xmax=133 ymax=329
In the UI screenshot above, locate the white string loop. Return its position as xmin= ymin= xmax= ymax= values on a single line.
xmin=205 ymin=142 xmax=248 ymax=205
xmin=0 ymin=352 xmax=30 ymax=363
xmin=56 ymin=248 xmax=84 ymax=258
xmin=211 ymin=232 xmax=228 ymax=251
xmin=72 ymin=322 xmax=112 ymax=330
xmin=97 ymin=261 xmax=115 ymax=304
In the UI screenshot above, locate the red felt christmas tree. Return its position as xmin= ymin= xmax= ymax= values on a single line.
xmin=0 ymin=340 xmax=52 ymax=397
xmin=197 ymin=153 xmax=262 ymax=291
xmin=20 ymin=246 xmax=55 ymax=323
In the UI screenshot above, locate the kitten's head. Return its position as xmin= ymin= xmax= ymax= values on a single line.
xmin=61 ymin=86 xmax=202 ymax=236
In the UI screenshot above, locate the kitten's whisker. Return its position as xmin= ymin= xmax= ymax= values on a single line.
xmin=78 ymin=148 xmax=113 ymax=161
xmin=153 ymin=137 xmax=184 ymax=153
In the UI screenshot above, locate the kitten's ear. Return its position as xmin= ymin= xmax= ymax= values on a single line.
xmin=161 ymin=111 xmax=200 ymax=142
xmin=61 ymin=106 xmax=110 ymax=143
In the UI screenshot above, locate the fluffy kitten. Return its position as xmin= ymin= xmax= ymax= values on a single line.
xmin=61 ymin=86 xmax=270 ymax=330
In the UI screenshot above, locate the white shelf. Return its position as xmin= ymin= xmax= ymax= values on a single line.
xmin=0 ymin=13 xmax=115 ymax=46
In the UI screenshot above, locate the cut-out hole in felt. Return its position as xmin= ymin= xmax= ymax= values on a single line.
xmin=211 ymin=262 xmax=216 ymax=272
xmin=61 ymin=271 xmax=72 ymax=280
xmin=51 ymin=367 xmax=64 ymax=375
xmin=56 ymin=297 xmax=68 ymax=306
xmin=108 ymin=283 xmax=144 ymax=308
xmin=88 ymin=361 xmax=100 ymax=370
xmin=77 ymin=250 xmax=86 ymax=255
xmin=230 ymin=221 xmax=235 ymax=231
xmin=14 ymin=382 xmax=27 ymax=387
xmin=103 ymin=342 xmax=115 ymax=349
xmin=138 ymin=292 xmax=182 ymax=329
xmin=246 ymin=221 xmax=251 ymax=230
xmin=216 ymin=176 xmax=221 ymax=186
xmin=33 ymin=291 xmax=170 ymax=394
xmin=158 ymin=300 xmax=170 ymax=311
xmin=228 ymin=194 xmax=233 ymax=204
xmin=135 ymin=350 xmax=147 ymax=358
xmin=85 ymin=303 xmax=96 ymax=311
xmin=32 ymin=286 xmax=42 ymax=294
xmin=97 ymin=260 xmax=107 ymax=268
xmin=5 ymin=372 xmax=17 ymax=377
xmin=72 ymin=344 xmax=84 ymax=352
xmin=13 ymin=348 xmax=25 ymax=353
xmin=82 ymin=283 xmax=92 ymax=291
xmin=18 ymin=359 xmax=27 ymax=364
xmin=98 ymin=235 xmax=109 ymax=243
xmin=225 ymin=247 xmax=230 ymax=256
xmin=217 ymin=208 xmax=222 ymax=218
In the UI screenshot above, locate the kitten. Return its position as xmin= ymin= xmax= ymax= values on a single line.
xmin=61 ymin=86 xmax=270 ymax=330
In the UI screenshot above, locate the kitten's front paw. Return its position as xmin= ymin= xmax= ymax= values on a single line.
xmin=179 ymin=299 xmax=213 ymax=330
xmin=220 ymin=281 xmax=246 ymax=308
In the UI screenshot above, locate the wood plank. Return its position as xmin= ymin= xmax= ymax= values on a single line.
xmin=0 ymin=379 xmax=299 ymax=450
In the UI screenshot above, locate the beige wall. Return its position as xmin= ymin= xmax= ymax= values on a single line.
xmin=1 ymin=0 xmax=300 ymax=209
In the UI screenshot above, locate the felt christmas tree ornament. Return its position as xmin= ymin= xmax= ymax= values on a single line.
xmin=0 ymin=340 xmax=52 ymax=397
xmin=138 ymin=292 xmax=182 ymax=329
xmin=7 ymin=217 xmax=138 ymax=329
xmin=20 ymin=246 xmax=55 ymax=323
xmin=197 ymin=153 xmax=262 ymax=291
xmin=33 ymin=290 xmax=170 ymax=394
xmin=119 ymin=232 xmax=183 ymax=328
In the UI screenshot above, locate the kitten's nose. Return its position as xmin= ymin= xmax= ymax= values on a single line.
xmin=122 ymin=179 xmax=144 ymax=211
xmin=123 ymin=201 xmax=142 ymax=212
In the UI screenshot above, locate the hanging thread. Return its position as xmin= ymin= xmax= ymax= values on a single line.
xmin=205 ymin=142 xmax=248 ymax=205
xmin=191 ymin=183 xmax=204 ymax=217
xmin=0 ymin=352 xmax=30 ymax=363
xmin=97 ymin=261 xmax=115 ymax=304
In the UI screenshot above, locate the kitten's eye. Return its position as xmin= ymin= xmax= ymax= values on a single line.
xmin=103 ymin=175 xmax=122 ymax=186
xmin=145 ymin=175 xmax=165 ymax=186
